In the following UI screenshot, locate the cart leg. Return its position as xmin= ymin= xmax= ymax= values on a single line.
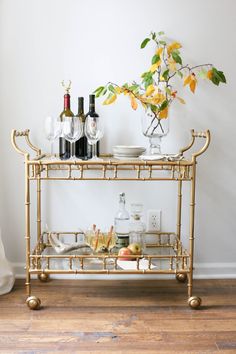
xmin=187 ymin=162 xmax=201 ymax=309
xmin=25 ymin=158 xmax=41 ymax=310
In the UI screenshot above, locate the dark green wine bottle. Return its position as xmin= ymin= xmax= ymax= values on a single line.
xmin=85 ymin=94 xmax=100 ymax=158
xmin=75 ymin=97 xmax=88 ymax=159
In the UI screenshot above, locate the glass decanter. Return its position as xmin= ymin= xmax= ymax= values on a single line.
xmin=129 ymin=203 xmax=146 ymax=252
xmin=111 ymin=192 xmax=130 ymax=254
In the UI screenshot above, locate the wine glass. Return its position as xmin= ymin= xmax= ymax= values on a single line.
xmin=85 ymin=116 xmax=104 ymax=161
xmin=44 ymin=116 xmax=62 ymax=160
xmin=62 ymin=116 xmax=83 ymax=161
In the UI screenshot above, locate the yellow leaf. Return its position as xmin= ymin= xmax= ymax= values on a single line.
xmin=130 ymin=96 xmax=138 ymax=110
xmin=184 ymin=75 xmax=191 ymax=86
xmin=207 ymin=69 xmax=213 ymax=80
xmin=152 ymin=93 xmax=165 ymax=104
xmin=103 ymin=94 xmax=117 ymax=105
xmin=167 ymin=58 xmax=177 ymax=72
xmin=159 ymin=107 xmax=168 ymax=119
xmin=145 ymin=84 xmax=155 ymax=96
xmin=150 ymin=61 xmax=161 ymax=73
xmin=190 ymin=79 xmax=196 ymax=93
xmin=176 ymin=96 xmax=186 ymax=104
xmin=156 ymin=47 xmax=163 ymax=56
xmin=115 ymin=86 xmax=122 ymax=94
xmin=167 ymin=41 xmax=182 ymax=55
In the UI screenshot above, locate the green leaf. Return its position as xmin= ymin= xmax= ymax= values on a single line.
xmin=211 ymin=76 xmax=220 ymax=86
xmin=141 ymin=71 xmax=148 ymax=78
xmin=151 ymin=54 xmax=160 ymax=64
xmin=144 ymin=78 xmax=154 ymax=89
xmin=158 ymin=31 xmax=165 ymax=36
xmin=160 ymin=100 xmax=168 ymax=111
xmin=108 ymin=84 xmax=116 ymax=93
xmin=212 ymin=67 xmax=226 ymax=83
xmin=101 ymin=88 xmax=107 ymax=96
xmin=172 ymin=51 xmax=182 ymax=65
xmin=151 ymin=32 xmax=156 ymax=40
xmin=141 ymin=38 xmax=150 ymax=49
xmin=129 ymin=84 xmax=139 ymax=93
xmin=165 ymin=87 xmax=172 ymax=95
xmin=159 ymin=40 xmax=166 ymax=45
xmin=93 ymin=86 xmax=105 ymax=96
xmin=162 ymin=69 xmax=169 ymax=80
xmin=198 ymin=69 xmax=207 ymax=79
xmin=150 ymin=104 xmax=158 ymax=112
xmin=177 ymin=71 xmax=183 ymax=79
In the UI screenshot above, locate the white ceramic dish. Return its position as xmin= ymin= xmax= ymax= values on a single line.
xmin=113 ymin=145 xmax=146 ymax=156
xmin=113 ymin=155 xmax=141 ymax=160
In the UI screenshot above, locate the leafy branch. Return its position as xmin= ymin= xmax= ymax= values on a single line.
xmin=94 ymin=31 xmax=226 ymax=122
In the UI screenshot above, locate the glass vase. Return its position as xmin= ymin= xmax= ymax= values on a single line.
xmin=141 ymin=107 xmax=169 ymax=156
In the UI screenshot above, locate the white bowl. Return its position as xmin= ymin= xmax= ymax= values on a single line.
xmin=113 ymin=145 xmax=146 ymax=156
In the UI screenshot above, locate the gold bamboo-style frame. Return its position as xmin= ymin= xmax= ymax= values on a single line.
xmin=11 ymin=129 xmax=210 ymax=310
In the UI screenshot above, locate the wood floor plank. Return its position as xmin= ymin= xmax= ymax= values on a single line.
xmin=0 ymin=279 xmax=236 ymax=353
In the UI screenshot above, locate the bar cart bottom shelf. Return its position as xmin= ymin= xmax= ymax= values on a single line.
xmin=25 ymin=231 xmax=201 ymax=310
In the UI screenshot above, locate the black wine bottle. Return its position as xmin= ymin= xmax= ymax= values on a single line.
xmin=86 ymin=94 xmax=100 ymax=158
xmin=59 ymin=92 xmax=74 ymax=160
xmin=75 ymin=97 xmax=88 ymax=160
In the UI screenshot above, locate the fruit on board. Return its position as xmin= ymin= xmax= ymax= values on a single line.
xmin=128 ymin=243 xmax=142 ymax=255
xmin=118 ymin=247 xmax=133 ymax=261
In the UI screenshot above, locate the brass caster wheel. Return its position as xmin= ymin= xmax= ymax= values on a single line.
xmin=188 ymin=296 xmax=202 ymax=309
xmin=38 ymin=273 xmax=49 ymax=282
xmin=176 ymin=273 xmax=187 ymax=283
xmin=26 ymin=296 xmax=41 ymax=310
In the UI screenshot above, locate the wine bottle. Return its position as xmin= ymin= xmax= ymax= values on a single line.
xmin=59 ymin=92 xmax=74 ymax=160
xmin=75 ymin=97 xmax=88 ymax=160
xmin=86 ymin=94 xmax=100 ymax=158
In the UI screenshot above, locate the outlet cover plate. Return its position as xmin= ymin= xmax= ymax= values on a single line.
xmin=147 ymin=209 xmax=161 ymax=232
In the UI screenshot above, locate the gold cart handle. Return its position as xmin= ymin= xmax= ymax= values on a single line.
xmin=11 ymin=129 xmax=41 ymax=158
xmin=180 ymin=129 xmax=211 ymax=161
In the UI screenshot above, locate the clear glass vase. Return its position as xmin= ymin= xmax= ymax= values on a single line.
xmin=141 ymin=107 xmax=169 ymax=156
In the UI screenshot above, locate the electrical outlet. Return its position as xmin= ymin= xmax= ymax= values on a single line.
xmin=147 ymin=209 xmax=161 ymax=232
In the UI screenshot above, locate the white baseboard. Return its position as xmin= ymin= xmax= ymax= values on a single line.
xmin=11 ymin=262 xmax=236 ymax=280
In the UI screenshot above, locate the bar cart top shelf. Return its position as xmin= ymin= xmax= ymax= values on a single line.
xmin=11 ymin=129 xmax=210 ymax=182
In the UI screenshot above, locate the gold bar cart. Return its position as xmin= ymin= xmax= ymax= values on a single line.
xmin=11 ymin=129 xmax=210 ymax=310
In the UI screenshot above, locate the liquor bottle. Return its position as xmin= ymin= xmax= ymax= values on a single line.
xmin=59 ymin=84 xmax=74 ymax=159
xmin=75 ymin=97 xmax=88 ymax=159
xmin=86 ymin=94 xmax=100 ymax=158
xmin=113 ymin=192 xmax=130 ymax=251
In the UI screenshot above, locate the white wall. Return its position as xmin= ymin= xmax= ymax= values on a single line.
xmin=0 ymin=0 xmax=236 ymax=278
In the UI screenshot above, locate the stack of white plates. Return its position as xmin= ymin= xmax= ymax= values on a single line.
xmin=113 ymin=145 xmax=146 ymax=159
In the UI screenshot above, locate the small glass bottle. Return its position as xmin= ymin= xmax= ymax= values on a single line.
xmin=129 ymin=203 xmax=146 ymax=251
xmin=112 ymin=193 xmax=130 ymax=253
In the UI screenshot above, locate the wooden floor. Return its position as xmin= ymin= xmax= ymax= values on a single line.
xmin=0 ymin=279 xmax=236 ymax=353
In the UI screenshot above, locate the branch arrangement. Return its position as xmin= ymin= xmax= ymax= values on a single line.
xmin=94 ymin=31 xmax=226 ymax=121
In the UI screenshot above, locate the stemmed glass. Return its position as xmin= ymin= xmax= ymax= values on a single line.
xmin=85 ymin=116 xmax=104 ymax=161
xmin=63 ymin=116 xmax=83 ymax=161
xmin=44 ymin=116 xmax=62 ymax=160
